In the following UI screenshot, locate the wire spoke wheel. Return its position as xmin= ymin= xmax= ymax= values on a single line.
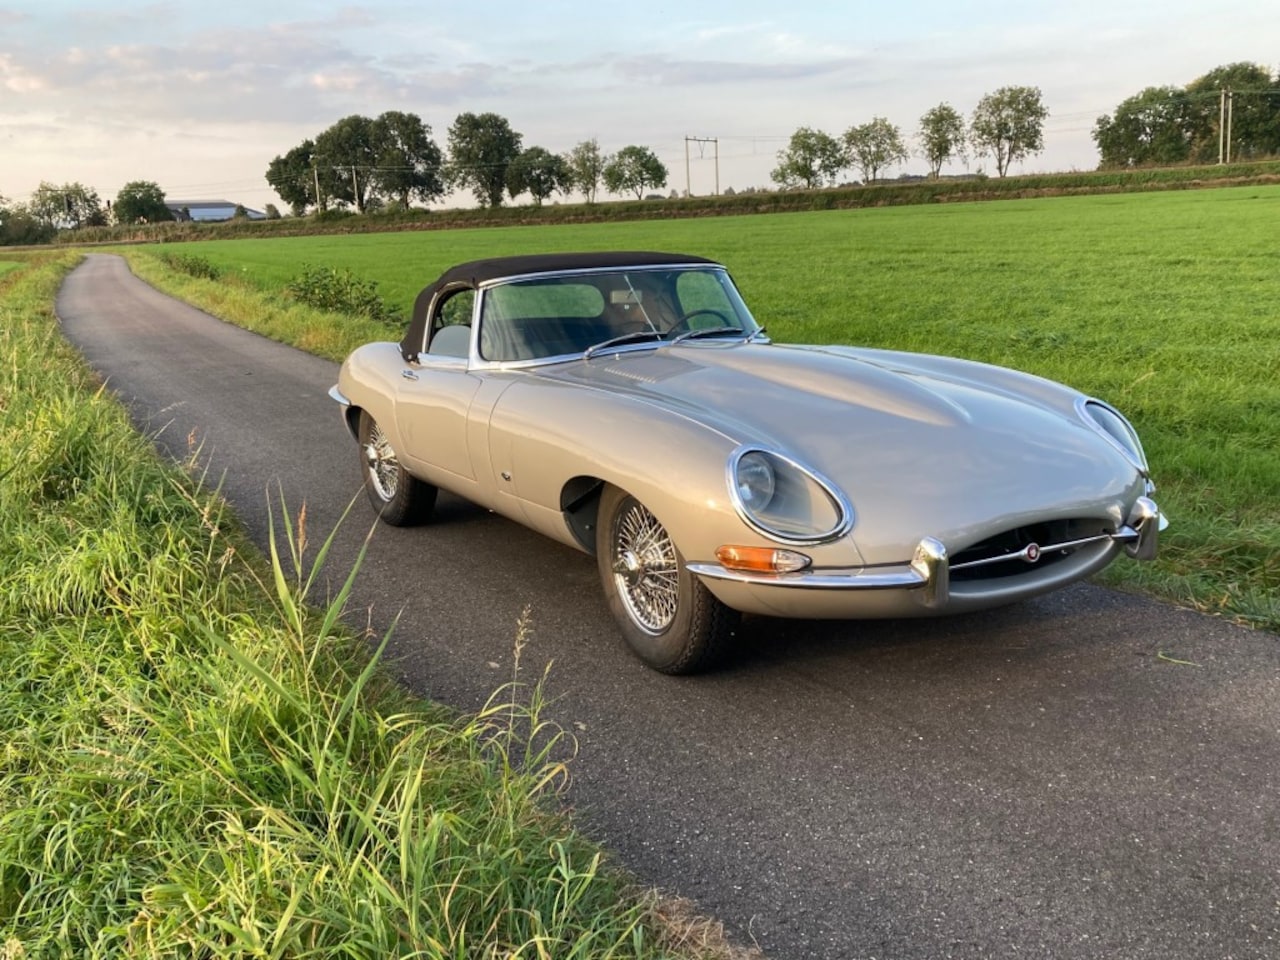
xmin=596 ymin=486 xmax=738 ymax=673
xmin=364 ymin=419 xmax=399 ymax=502
xmin=611 ymin=499 xmax=681 ymax=634
xmin=356 ymin=411 xmax=436 ymax=526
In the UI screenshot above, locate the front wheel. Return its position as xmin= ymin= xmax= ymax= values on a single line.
xmin=596 ymin=486 xmax=739 ymax=674
xmin=357 ymin=411 xmax=437 ymax=526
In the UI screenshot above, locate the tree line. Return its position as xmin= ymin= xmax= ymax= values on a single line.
xmin=1093 ymin=62 xmax=1280 ymax=167
xmin=5 ymin=61 xmax=1278 ymax=244
xmin=771 ymin=85 xmax=1050 ymax=189
xmin=265 ymin=111 xmax=670 ymax=215
xmin=0 ymin=180 xmax=211 ymax=244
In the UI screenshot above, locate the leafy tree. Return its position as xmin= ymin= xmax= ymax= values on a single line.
xmin=602 ymin=145 xmax=668 ymax=199
xmin=506 ymin=146 xmax=571 ymax=205
xmin=1092 ymin=86 xmax=1196 ymax=168
xmin=969 ymin=86 xmax=1049 ymax=177
xmin=918 ymin=103 xmax=968 ymax=178
xmin=565 ymin=138 xmax=607 ymax=203
xmin=114 ymin=181 xmax=173 ymax=225
xmin=1185 ymin=62 xmax=1279 ymax=161
xmin=314 ymin=115 xmax=379 ymax=213
xmin=842 ymin=117 xmax=908 ymax=183
xmin=29 ymin=181 xmax=105 ymax=229
xmin=446 ymin=112 xmax=523 ymax=207
xmin=0 ymin=200 xmax=56 ymax=245
xmin=266 ymin=140 xmax=317 ymax=215
xmin=371 ymin=110 xmax=445 ymax=206
xmin=770 ymin=127 xmax=844 ymax=189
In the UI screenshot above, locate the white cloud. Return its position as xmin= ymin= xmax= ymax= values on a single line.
xmin=2 ymin=1 xmax=1279 ymax=211
xmin=1 ymin=54 xmax=45 ymax=93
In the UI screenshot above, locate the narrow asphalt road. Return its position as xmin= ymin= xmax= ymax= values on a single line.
xmin=57 ymin=254 xmax=1279 ymax=959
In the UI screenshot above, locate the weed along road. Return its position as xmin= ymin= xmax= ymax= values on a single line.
xmin=58 ymin=253 xmax=1280 ymax=960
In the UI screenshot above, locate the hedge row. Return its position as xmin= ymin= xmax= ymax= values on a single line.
xmin=55 ymin=159 xmax=1280 ymax=246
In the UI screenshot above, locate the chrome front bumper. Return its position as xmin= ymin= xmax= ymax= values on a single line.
xmin=687 ymin=496 xmax=1165 ymax=613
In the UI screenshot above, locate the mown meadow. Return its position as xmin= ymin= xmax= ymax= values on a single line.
xmin=133 ymin=185 xmax=1280 ymax=632
xmin=0 ymin=259 xmax=741 ymax=956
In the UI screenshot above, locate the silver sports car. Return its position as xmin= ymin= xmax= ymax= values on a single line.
xmin=330 ymin=252 xmax=1164 ymax=673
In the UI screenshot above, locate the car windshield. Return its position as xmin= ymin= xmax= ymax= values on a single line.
xmin=477 ymin=266 xmax=760 ymax=363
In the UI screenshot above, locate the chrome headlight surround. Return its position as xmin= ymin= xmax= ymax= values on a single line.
xmin=726 ymin=445 xmax=853 ymax=545
xmin=1077 ymin=398 xmax=1149 ymax=474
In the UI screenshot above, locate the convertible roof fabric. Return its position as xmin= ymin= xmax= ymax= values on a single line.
xmin=400 ymin=251 xmax=718 ymax=361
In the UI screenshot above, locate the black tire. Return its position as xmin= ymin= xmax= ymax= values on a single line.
xmin=357 ymin=410 xmax=437 ymax=526
xmin=596 ymin=485 xmax=739 ymax=674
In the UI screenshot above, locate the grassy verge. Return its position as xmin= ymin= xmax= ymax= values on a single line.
xmin=0 ymin=257 xmax=745 ymax=956
xmin=117 ymin=185 xmax=1280 ymax=634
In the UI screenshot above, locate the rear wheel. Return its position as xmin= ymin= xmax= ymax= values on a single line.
xmin=596 ymin=485 xmax=738 ymax=674
xmin=357 ymin=411 xmax=437 ymax=526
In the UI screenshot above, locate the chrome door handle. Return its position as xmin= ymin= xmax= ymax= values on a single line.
xmin=402 ymin=370 xmax=419 ymax=381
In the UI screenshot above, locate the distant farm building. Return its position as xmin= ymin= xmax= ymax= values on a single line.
xmin=165 ymin=200 xmax=266 ymax=222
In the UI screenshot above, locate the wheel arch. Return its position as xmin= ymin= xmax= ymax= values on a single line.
xmin=560 ymin=476 xmax=606 ymax=554
xmin=340 ymin=402 xmax=362 ymax=440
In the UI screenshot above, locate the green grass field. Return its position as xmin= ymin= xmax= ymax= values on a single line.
xmin=0 ymin=261 xmax=24 ymax=279
xmin=133 ymin=186 xmax=1280 ymax=632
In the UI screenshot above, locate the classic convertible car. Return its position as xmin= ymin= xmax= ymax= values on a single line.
xmin=330 ymin=252 xmax=1164 ymax=673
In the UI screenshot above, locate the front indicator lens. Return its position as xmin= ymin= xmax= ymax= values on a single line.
xmin=716 ymin=545 xmax=812 ymax=573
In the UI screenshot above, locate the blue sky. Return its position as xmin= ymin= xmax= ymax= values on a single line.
xmin=2 ymin=1 xmax=1277 ymax=210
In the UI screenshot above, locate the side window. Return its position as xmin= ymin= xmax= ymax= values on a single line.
xmin=437 ymin=289 xmax=475 ymax=328
xmin=426 ymin=289 xmax=475 ymax=358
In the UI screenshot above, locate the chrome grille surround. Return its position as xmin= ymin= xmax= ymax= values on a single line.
xmin=949 ymin=518 xmax=1115 ymax=582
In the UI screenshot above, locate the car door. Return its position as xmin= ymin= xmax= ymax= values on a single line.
xmin=395 ymin=288 xmax=482 ymax=485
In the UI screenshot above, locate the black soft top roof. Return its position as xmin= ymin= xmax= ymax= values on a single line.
xmin=401 ymin=251 xmax=720 ymax=361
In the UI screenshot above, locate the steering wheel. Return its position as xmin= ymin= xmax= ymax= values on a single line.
xmin=670 ymin=308 xmax=733 ymax=332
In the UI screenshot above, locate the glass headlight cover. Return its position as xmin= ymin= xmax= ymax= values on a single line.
xmin=735 ymin=451 xmax=776 ymax=510
xmin=727 ymin=446 xmax=852 ymax=544
xmin=1078 ymin=399 xmax=1148 ymax=473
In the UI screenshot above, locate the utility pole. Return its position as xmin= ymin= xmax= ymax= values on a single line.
xmin=1225 ymin=89 xmax=1234 ymax=164
xmin=312 ymin=164 xmax=323 ymax=213
xmin=1218 ymin=88 xmax=1226 ymax=164
xmin=350 ymin=166 xmax=360 ymax=212
xmin=684 ymin=136 xmax=720 ymax=196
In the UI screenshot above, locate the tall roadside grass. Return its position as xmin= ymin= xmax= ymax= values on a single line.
xmin=0 ymin=258 xmax=740 ymax=957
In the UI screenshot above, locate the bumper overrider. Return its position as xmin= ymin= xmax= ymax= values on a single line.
xmin=688 ymin=496 xmax=1165 ymax=616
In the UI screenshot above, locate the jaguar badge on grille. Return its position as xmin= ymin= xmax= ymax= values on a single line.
xmin=1024 ymin=543 xmax=1042 ymax=563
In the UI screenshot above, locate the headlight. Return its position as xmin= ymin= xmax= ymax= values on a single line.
xmin=735 ymin=451 xmax=776 ymax=509
xmin=727 ymin=446 xmax=852 ymax=544
xmin=1078 ymin=398 xmax=1148 ymax=473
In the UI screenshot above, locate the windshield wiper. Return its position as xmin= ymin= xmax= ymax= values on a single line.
xmin=583 ymin=330 xmax=665 ymax=359
xmin=669 ymin=326 xmax=753 ymax=345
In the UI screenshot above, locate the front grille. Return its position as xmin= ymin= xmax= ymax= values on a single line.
xmin=950 ymin=519 xmax=1112 ymax=582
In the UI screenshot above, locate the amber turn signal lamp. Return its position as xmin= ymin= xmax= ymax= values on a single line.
xmin=716 ymin=545 xmax=812 ymax=573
